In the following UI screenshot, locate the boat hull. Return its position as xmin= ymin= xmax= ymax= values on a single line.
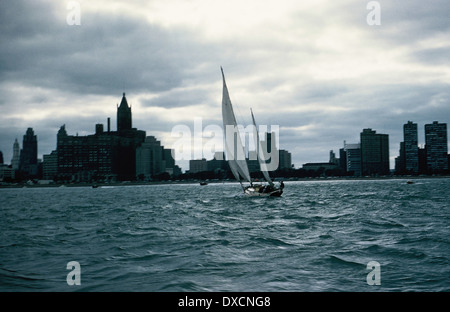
xmin=244 ymin=186 xmax=283 ymax=197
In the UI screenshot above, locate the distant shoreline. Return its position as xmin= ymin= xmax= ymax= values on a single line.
xmin=1 ymin=175 xmax=449 ymax=189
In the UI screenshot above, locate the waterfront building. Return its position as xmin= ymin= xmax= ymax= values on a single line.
xmin=425 ymin=121 xmax=448 ymax=173
xmin=395 ymin=142 xmax=406 ymax=174
xmin=136 ymin=136 xmax=165 ymax=180
xmin=403 ymin=121 xmax=419 ymax=173
xmin=19 ymin=128 xmax=39 ymax=178
xmin=56 ymin=93 xmax=146 ymax=182
xmin=11 ymin=139 xmax=20 ymax=170
xmin=42 ymin=150 xmax=58 ymax=180
xmin=339 ymin=147 xmax=347 ymax=172
xmin=344 ymin=142 xmax=361 ymax=176
xmin=360 ymin=128 xmax=389 ymax=175
xmin=279 ymin=149 xmax=292 ymax=170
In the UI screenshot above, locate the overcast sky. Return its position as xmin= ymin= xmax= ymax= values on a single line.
xmin=1 ymin=0 xmax=449 ymax=171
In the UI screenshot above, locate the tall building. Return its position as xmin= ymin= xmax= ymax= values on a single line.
xmin=0 ymin=151 xmax=3 ymax=164
xmin=279 ymin=149 xmax=292 ymax=170
xmin=329 ymin=150 xmax=338 ymax=165
xmin=163 ymin=148 xmax=181 ymax=177
xmin=403 ymin=121 xmax=419 ymax=173
xmin=11 ymin=139 xmax=20 ymax=170
xmin=339 ymin=147 xmax=347 ymax=172
xmin=344 ymin=142 xmax=361 ymax=176
xmin=136 ymin=136 xmax=165 ymax=180
xmin=56 ymin=93 xmax=146 ymax=182
xmin=19 ymin=128 xmax=38 ymax=177
xmin=43 ymin=150 xmax=58 ymax=180
xmin=395 ymin=141 xmax=406 ymax=174
xmin=425 ymin=121 xmax=448 ymax=173
xmin=360 ymin=128 xmax=389 ymax=175
xmin=418 ymin=147 xmax=427 ymax=174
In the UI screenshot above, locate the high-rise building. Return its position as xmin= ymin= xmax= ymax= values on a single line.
xmin=360 ymin=128 xmax=389 ymax=175
xmin=418 ymin=147 xmax=427 ymax=174
xmin=279 ymin=149 xmax=292 ymax=170
xmin=403 ymin=121 xmax=419 ymax=173
xmin=344 ymin=142 xmax=361 ymax=176
xmin=425 ymin=121 xmax=448 ymax=173
xmin=136 ymin=136 xmax=165 ymax=180
xmin=395 ymin=141 xmax=406 ymax=174
xmin=339 ymin=147 xmax=347 ymax=172
xmin=19 ymin=128 xmax=38 ymax=177
xmin=43 ymin=150 xmax=58 ymax=180
xmin=163 ymin=148 xmax=181 ymax=177
xmin=0 ymin=151 xmax=3 ymax=164
xmin=11 ymin=139 xmax=20 ymax=170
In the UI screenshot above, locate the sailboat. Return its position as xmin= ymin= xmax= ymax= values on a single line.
xmin=221 ymin=67 xmax=284 ymax=197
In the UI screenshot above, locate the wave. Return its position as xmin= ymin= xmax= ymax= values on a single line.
xmin=327 ymin=254 xmax=367 ymax=267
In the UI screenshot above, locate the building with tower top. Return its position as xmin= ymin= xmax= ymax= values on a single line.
xmin=55 ymin=93 xmax=146 ymax=182
xmin=19 ymin=128 xmax=39 ymax=178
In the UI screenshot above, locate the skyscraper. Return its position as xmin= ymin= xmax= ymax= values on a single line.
xmin=19 ymin=128 xmax=38 ymax=177
xmin=395 ymin=141 xmax=406 ymax=174
xmin=43 ymin=150 xmax=58 ymax=180
xmin=360 ymin=128 xmax=389 ymax=175
xmin=425 ymin=121 xmax=448 ymax=173
xmin=136 ymin=136 xmax=165 ymax=180
xmin=279 ymin=149 xmax=292 ymax=170
xmin=403 ymin=121 xmax=419 ymax=173
xmin=344 ymin=142 xmax=361 ymax=176
xmin=11 ymin=139 xmax=20 ymax=170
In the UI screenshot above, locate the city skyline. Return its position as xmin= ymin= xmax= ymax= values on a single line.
xmin=2 ymin=114 xmax=448 ymax=176
xmin=1 ymin=0 xmax=450 ymax=170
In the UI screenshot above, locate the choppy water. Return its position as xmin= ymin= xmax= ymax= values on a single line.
xmin=0 ymin=178 xmax=449 ymax=292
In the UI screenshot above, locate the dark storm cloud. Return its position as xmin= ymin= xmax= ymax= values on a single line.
xmin=0 ymin=0 xmax=211 ymax=97
xmin=141 ymin=86 xmax=215 ymax=109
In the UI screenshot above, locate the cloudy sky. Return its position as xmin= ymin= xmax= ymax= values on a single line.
xmin=1 ymin=0 xmax=449 ymax=171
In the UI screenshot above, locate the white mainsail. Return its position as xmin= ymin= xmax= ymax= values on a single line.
xmin=221 ymin=67 xmax=252 ymax=184
xmin=251 ymin=108 xmax=274 ymax=187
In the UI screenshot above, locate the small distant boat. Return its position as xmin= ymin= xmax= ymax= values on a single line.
xmin=406 ymin=181 xmax=414 ymax=184
xmin=221 ymin=67 xmax=283 ymax=197
xmin=200 ymin=182 xmax=208 ymax=186
xmin=92 ymin=184 xmax=99 ymax=188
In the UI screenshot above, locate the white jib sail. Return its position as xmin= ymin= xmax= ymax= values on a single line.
xmin=251 ymin=108 xmax=274 ymax=187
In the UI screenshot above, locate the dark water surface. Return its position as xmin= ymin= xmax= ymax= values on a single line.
xmin=1 ymin=178 xmax=449 ymax=291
